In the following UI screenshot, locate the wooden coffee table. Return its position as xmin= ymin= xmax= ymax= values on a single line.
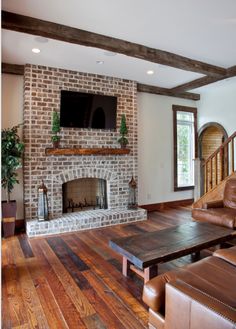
xmin=109 ymin=222 xmax=235 ymax=283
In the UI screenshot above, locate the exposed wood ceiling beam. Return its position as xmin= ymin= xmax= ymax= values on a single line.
xmin=171 ymin=76 xmax=220 ymax=93
xmin=171 ymin=65 xmax=236 ymax=93
xmin=137 ymin=83 xmax=200 ymax=100
xmin=2 ymin=62 xmax=24 ymax=75
xmin=2 ymin=10 xmax=226 ymax=78
xmin=227 ymin=65 xmax=236 ymax=76
xmin=2 ymin=63 xmax=200 ymax=100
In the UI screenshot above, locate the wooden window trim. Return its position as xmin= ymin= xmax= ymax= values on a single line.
xmin=173 ymin=105 xmax=197 ymax=192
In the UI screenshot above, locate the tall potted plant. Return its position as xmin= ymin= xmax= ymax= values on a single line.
xmin=118 ymin=114 xmax=128 ymax=148
xmin=51 ymin=110 xmax=61 ymax=148
xmin=1 ymin=124 xmax=24 ymax=237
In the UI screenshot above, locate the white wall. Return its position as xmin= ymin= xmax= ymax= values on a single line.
xmin=137 ymin=77 xmax=236 ymax=206
xmin=137 ymin=92 xmax=196 ymax=205
xmin=3 ymin=73 xmax=235 ymax=211
xmin=197 ymin=77 xmax=236 ymax=136
xmin=2 ymin=74 xmax=24 ymax=219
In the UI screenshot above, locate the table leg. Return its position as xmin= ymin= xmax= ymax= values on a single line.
xmin=191 ymin=251 xmax=200 ymax=261
xmin=144 ymin=265 xmax=158 ymax=283
xmin=220 ymin=242 xmax=231 ymax=249
xmin=122 ymin=257 xmax=131 ymax=277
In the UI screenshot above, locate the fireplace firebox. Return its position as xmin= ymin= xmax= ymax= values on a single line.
xmin=62 ymin=178 xmax=107 ymax=213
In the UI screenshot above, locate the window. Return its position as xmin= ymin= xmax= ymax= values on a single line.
xmin=173 ymin=105 xmax=197 ymax=191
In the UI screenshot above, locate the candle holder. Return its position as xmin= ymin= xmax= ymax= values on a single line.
xmin=128 ymin=176 xmax=138 ymax=209
xmin=37 ymin=180 xmax=49 ymax=221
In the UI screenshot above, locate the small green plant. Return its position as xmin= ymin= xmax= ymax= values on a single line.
xmin=51 ymin=111 xmax=61 ymax=144
xmin=51 ymin=135 xmax=60 ymax=142
xmin=118 ymin=114 xmax=128 ymax=146
xmin=1 ymin=124 xmax=24 ymax=202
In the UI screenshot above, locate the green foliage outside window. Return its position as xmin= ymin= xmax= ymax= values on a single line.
xmin=177 ymin=120 xmax=193 ymax=186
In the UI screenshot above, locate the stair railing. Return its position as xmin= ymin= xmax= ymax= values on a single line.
xmin=202 ymin=131 xmax=236 ymax=193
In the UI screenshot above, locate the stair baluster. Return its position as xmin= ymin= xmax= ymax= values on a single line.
xmin=202 ymin=131 xmax=236 ymax=193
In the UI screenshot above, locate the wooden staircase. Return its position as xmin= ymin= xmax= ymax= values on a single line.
xmin=193 ymin=131 xmax=236 ymax=208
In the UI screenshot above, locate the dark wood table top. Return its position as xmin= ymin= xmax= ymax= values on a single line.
xmin=109 ymin=222 xmax=235 ymax=269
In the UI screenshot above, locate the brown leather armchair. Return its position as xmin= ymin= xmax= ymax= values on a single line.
xmin=143 ymin=246 xmax=236 ymax=329
xmin=192 ymin=178 xmax=236 ymax=229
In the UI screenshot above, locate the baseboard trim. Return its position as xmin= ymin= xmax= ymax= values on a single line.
xmin=139 ymin=199 xmax=194 ymax=212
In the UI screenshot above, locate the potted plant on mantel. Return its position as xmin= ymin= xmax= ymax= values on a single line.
xmin=51 ymin=110 xmax=61 ymax=148
xmin=1 ymin=124 xmax=24 ymax=238
xmin=118 ymin=114 xmax=128 ymax=148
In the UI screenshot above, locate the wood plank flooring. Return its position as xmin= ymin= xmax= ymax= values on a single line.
xmin=2 ymin=206 xmax=198 ymax=329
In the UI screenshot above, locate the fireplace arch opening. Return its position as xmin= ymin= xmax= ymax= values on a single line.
xmin=62 ymin=178 xmax=108 ymax=213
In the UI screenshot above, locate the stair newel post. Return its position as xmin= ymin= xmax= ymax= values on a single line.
xmin=231 ymin=137 xmax=234 ymax=174
xmin=203 ymin=162 xmax=206 ymax=194
xmin=220 ymin=146 xmax=224 ymax=182
xmin=205 ymin=161 xmax=209 ymax=193
xmin=215 ymin=153 xmax=218 ymax=186
xmin=224 ymin=144 xmax=229 ymax=178
xmin=210 ymin=158 xmax=213 ymax=190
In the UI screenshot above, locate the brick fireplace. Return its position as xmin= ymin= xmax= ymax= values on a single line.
xmin=24 ymin=64 xmax=146 ymax=236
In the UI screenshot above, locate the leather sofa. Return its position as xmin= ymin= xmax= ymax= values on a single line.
xmin=192 ymin=178 xmax=236 ymax=229
xmin=143 ymin=246 xmax=236 ymax=329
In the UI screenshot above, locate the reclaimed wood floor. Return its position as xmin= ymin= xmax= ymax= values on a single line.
xmin=2 ymin=206 xmax=196 ymax=329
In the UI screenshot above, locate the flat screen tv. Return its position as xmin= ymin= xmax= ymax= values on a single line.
xmin=60 ymin=90 xmax=117 ymax=129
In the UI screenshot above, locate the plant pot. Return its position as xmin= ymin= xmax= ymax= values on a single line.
xmin=52 ymin=140 xmax=60 ymax=148
xmin=2 ymin=200 xmax=16 ymax=238
xmin=120 ymin=143 xmax=127 ymax=149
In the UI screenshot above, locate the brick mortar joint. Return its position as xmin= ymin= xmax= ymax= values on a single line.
xmin=23 ymin=64 xmax=138 ymax=221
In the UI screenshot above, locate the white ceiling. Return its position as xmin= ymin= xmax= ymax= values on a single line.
xmin=2 ymin=0 xmax=236 ymax=90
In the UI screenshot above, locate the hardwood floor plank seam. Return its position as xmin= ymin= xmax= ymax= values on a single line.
xmin=30 ymin=240 xmax=87 ymax=328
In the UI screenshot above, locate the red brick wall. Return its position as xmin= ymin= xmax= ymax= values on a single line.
xmin=23 ymin=64 xmax=138 ymax=219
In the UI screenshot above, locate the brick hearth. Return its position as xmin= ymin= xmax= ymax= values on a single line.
xmin=26 ymin=208 xmax=146 ymax=237
xmin=23 ymin=64 xmax=147 ymax=236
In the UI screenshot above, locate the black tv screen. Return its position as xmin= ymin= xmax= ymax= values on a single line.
xmin=60 ymin=90 xmax=117 ymax=129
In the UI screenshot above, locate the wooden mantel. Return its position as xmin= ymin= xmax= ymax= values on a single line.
xmin=45 ymin=148 xmax=130 ymax=156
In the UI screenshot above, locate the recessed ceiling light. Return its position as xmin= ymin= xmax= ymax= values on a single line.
xmin=32 ymin=48 xmax=41 ymax=54
xmin=147 ymin=70 xmax=154 ymax=75
xmin=96 ymin=60 xmax=104 ymax=65
xmin=34 ymin=36 xmax=49 ymax=43
xmin=104 ymin=51 xmax=117 ymax=57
